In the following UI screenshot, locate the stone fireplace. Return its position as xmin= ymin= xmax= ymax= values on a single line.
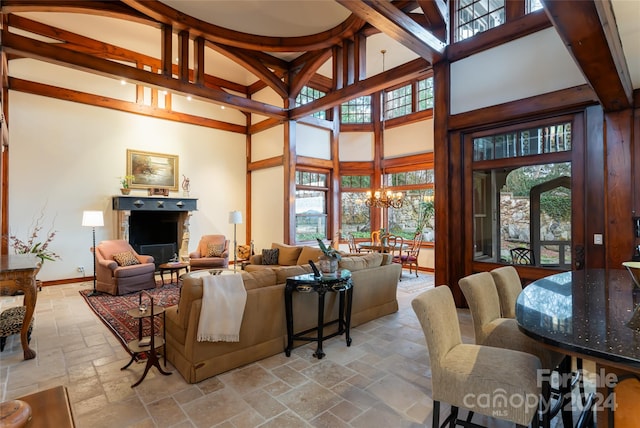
xmin=112 ymin=196 xmax=198 ymax=265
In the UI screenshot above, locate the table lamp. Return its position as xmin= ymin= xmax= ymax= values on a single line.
xmin=82 ymin=210 xmax=104 ymax=296
xmin=228 ymin=210 xmax=243 ymax=272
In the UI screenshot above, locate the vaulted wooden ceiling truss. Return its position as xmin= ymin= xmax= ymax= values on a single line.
xmin=0 ymin=0 xmax=633 ymax=136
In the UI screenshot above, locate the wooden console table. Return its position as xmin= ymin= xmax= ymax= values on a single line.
xmin=17 ymin=385 xmax=75 ymax=427
xmin=0 ymin=255 xmax=40 ymax=360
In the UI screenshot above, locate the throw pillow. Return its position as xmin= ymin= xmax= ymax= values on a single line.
xmin=271 ymin=243 xmax=303 ymax=266
xmin=113 ymin=251 xmax=141 ymax=266
xmin=261 ymin=248 xmax=279 ymax=265
xmin=206 ymin=242 xmax=225 ymax=257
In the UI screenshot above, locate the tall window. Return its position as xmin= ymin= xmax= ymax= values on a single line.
xmin=341 ymin=175 xmax=372 ymax=238
xmin=383 ymin=169 xmax=435 ymax=241
xmin=417 ymin=77 xmax=434 ymax=111
xmin=526 ymin=0 xmax=543 ymax=13
xmin=455 ymin=0 xmax=505 ymax=42
xmin=341 ymin=96 xmax=372 ymax=124
xmin=472 ymin=120 xmax=573 ymax=269
xmin=385 ymin=84 xmax=412 ymax=119
xmin=295 ymin=170 xmax=328 ymax=242
xmin=295 ymin=86 xmax=326 ymax=120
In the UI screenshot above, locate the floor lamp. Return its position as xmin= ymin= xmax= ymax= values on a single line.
xmin=229 ymin=210 xmax=243 ymax=272
xmin=82 ymin=210 xmax=104 ymax=296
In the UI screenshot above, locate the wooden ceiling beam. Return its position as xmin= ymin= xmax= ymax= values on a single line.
xmin=416 ymin=0 xmax=448 ymax=41
xmin=542 ymin=0 xmax=633 ymax=112
xmin=8 ymin=14 xmax=248 ymax=94
xmin=2 ymin=31 xmax=286 ymax=119
xmin=208 ymin=43 xmax=288 ymax=99
xmin=121 ymin=0 xmax=366 ymax=52
xmin=290 ymin=58 xmax=431 ymax=119
xmin=289 ymin=49 xmax=333 ymax=101
xmin=336 ymin=0 xmax=446 ymax=64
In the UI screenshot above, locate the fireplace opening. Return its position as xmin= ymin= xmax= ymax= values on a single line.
xmin=129 ymin=211 xmax=179 ymax=268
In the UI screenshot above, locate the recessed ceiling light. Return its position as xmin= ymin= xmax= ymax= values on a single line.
xmin=221 ymin=105 xmax=225 ymax=110
xmin=120 ymin=79 xmax=126 ymax=85
xmin=187 ymin=96 xmax=192 ymax=101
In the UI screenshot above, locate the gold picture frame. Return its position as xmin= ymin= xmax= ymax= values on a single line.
xmin=127 ymin=149 xmax=179 ymax=191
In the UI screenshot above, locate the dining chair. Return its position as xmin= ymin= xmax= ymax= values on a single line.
xmin=370 ymin=230 xmax=381 ymax=245
xmin=346 ymin=232 xmax=360 ymax=253
xmin=511 ymin=247 xmax=535 ymax=265
xmin=607 ymin=374 xmax=640 ymax=428
xmin=386 ymin=235 xmax=404 ymax=265
xmin=400 ymin=232 xmax=423 ymax=277
xmin=459 ymin=271 xmax=573 ymax=428
xmin=411 ymin=286 xmax=541 ymax=428
xmin=491 ymin=265 xmax=586 ymax=407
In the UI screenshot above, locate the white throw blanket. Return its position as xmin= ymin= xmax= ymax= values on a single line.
xmin=197 ymin=273 xmax=247 ymax=342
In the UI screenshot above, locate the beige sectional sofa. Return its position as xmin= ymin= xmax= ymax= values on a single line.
xmin=165 ymin=250 xmax=401 ymax=383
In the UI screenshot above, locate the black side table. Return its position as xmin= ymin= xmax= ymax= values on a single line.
xmin=284 ymin=269 xmax=353 ymax=359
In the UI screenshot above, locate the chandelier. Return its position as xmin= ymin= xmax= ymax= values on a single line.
xmin=365 ymin=188 xmax=404 ymax=209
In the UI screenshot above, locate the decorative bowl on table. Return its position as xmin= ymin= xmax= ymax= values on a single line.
xmin=622 ymin=261 xmax=640 ymax=288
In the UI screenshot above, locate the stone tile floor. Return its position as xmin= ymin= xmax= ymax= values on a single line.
xmin=0 ymin=272 xmax=593 ymax=427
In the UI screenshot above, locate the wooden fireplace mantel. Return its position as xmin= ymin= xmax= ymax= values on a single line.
xmin=112 ymin=196 xmax=198 ymax=263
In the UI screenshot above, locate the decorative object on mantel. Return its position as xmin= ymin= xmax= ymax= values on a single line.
xmin=182 ymin=175 xmax=190 ymax=197
xmin=316 ymin=238 xmax=341 ymax=274
xmin=127 ymin=149 xmax=179 ymax=191
xmin=119 ymin=175 xmax=135 ymax=195
xmin=148 ymin=188 xmax=169 ymax=197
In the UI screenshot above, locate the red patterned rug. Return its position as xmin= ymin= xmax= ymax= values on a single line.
xmin=79 ymin=282 xmax=180 ymax=358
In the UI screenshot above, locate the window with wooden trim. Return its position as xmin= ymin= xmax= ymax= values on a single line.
xmin=340 ymin=175 xmax=372 ymax=239
xmin=384 ymin=84 xmax=412 ymax=120
xmin=417 ymin=77 xmax=434 ymax=111
xmin=340 ymin=96 xmax=372 ymax=124
xmin=384 ymin=169 xmax=435 ymax=241
xmin=526 ymin=0 xmax=543 ymax=13
xmin=295 ymin=170 xmax=328 ymax=242
xmin=455 ymin=0 xmax=506 ymax=42
xmin=295 ymin=86 xmax=326 ymax=120
xmin=472 ymin=120 xmax=573 ymax=269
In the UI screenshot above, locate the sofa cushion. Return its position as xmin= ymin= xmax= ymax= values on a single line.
xmin=275 ymin=265 xmax=311 ymax=284
xmin=272 ymin=243 xmax=303 ymax=266
xmin=241 ymin=269 xmax=277 ymax=290
xmin=113 ymin=251 xmax=140 ymax=266
xmin=338 ymin=253 xmax=383 ymax=271
xmin=297 ymin=246 xmax=324 ymax=265
xmin=262 ymin=248 xmax=279 ymax=265
xmin=206 ymin=242 xmax=225 ymax=257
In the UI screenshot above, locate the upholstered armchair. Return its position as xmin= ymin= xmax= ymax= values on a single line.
xmin=95 ymin=240 xmax=156 ymax=295
xmin=189 ymin=235 xmax=230 ymax=271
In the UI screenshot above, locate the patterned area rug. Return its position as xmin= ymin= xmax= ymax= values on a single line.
xmin=397 ymin=271 xmax=435 ymax=294
xmin=79 ymin=282 xmax=180 ymax=358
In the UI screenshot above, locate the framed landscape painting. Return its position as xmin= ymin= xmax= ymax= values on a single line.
xmin=127 ymin=149 xmax=179 ymax=191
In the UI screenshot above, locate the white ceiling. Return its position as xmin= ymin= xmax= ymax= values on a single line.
xmin=13 ymin=1 xmax=640 ymax=90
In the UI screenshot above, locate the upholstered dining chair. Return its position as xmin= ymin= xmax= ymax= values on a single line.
xmin=400 ymin=232 xmax=423 ymax=277
xmin=491 ymin=266 xmax=586 ymax=410
xmin=189 ymin=235 xmax=230 ymax=271
xmin=459 ymin=271 xmax=573 ymax=428
xmin=386 ymin=235 xmax=404 ymax=265
xmin=95 ymin=240 xmax=156 ymax=295
xmin=412 ymin=286 xmax=541 ymax=428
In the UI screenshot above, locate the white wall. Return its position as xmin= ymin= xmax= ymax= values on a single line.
xmin=384 ymin=119 xmax=433 ymax=158
xmin=8 ymin=91 xmax=246 ymax=281
xmin=450 ymin=28 xmax=586 ymax=114
xmin=339 ymin=132 xmax=374 ymax=161
xmin=296 ymin=124 xmax=331 ymax=159
xmin=250 ymin=167 xmax=285 ymax=252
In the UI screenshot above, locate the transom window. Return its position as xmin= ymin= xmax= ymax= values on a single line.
xmin=295 ymin=86 xmax=326 ymax=120
xmin=341 ymin=96 xmax=372 ymax=124
xmin=455 ymin=0 xmax=505 ymax=42
xmin=473 ymin=122 xmax=572 ymax=161
xmin=417 ymin=77 xmax=434 ymax=111
xmin=526 ymin=0 xmax=543 ymax=13
xmin=384 ymin=84 xmax=412 ymax=120
xmin=295 ymin=170 xmax=329 ymax=242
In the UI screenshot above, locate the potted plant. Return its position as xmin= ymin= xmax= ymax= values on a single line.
xmin=316 ymin=238 xmax=341 ymax=274
xmin=120 ymin=175 xmax=135 ymax=195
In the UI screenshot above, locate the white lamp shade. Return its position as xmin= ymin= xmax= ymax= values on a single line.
xmin=82 ymin=210 xmax=104 ymax=227
xmin=228 ymin=210 xmax=243 ymax=225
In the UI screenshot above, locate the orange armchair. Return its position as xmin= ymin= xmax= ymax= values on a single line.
xmin=189 ymin=235 xmax=230 ymax=271
xmin=95 ymin=240 xmax=156 ymax=295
